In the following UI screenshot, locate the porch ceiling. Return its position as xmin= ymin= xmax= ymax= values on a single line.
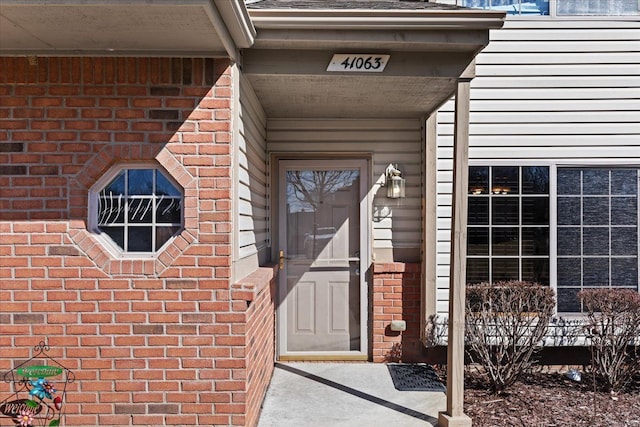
xmin=243 ymin=1 xmax=505 ymax=119
xmin=0 ymin=0 xmax=255 ymax=58
xmin=247 ymin=74 xmax=456 ymax=119
xmin=242 ymin=49 xmax=474 ymax=119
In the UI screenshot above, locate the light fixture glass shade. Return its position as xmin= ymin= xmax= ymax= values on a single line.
xmin=387 ymin=175 xmax=405 ymax=199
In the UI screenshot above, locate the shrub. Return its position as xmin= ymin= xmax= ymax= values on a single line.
xmin=579 ymin=288 xmax=640 ymax=393
xmin=465 ymin=281 xmax=555 ymax=393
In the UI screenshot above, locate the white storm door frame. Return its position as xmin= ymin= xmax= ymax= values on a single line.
xmin=276 ymin=158 xmax=370 ymax=359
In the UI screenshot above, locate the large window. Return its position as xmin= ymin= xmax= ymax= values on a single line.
xmin=556 ymin=0 xmax=639 ymax=16
xmin=556 ymin=168 xmax=640 ymax=312
xmin=467 ymin=166 xmax=550 ymax=285
xmin=92 ymin=166 xmax=183 ymax=254
xmin=439 ymin=0 xmax=639 ymax=15
xmin=458 ymin=0 xmax=550 ymax=15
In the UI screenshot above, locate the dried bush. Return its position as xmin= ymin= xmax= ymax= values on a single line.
xmin=465 ymin=281 xmax=555 ymax=393
xmin=579 ymin=288 xmax=640 ymax=393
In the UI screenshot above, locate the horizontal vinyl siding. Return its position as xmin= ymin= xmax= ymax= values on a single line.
xmin=235 ymin=74 xmax=269 ymax=279
xmin=435 ymin=18 xmax=640 ymax=314
xmin=266 ymin=119 xmax=422 ymax=256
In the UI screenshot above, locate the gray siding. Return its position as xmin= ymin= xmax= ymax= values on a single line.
xmin=435 ymin=18 xmax=640 ymax=313
xmin=266 ymin=119 xmax=423 ymax=261
xmin=234 ymin=72 xmax=269 ymax=280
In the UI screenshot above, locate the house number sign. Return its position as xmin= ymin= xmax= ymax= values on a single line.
xmin=326 ymin=54 xmax=390 ymax=72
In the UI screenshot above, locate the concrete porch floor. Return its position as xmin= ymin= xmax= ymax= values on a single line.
xmin=257 ymin=363 xmax=446 ymax=427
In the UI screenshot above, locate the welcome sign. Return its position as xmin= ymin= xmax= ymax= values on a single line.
xmin=0 ymin=399 xmax=43 ymax=417
xmin=0 ymin=342 xmax=73 ymax=427
xmin=17 ymin=366 xmax=63 ymax=378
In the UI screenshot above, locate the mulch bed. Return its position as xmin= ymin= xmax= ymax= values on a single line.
xmin=439 ymin=368 xmax=640 ymax=426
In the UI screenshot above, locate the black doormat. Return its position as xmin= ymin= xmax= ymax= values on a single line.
xmin=387 ymin=363 xmax=446 ymax=392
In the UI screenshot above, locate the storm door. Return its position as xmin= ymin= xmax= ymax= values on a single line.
xmin=277 ymin=159 xmax=368 ymax=359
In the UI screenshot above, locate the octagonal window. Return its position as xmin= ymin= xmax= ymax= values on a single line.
xmin=93 ymin=166 xmax=183 ymax=254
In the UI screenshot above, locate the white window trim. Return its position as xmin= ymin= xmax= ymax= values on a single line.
xmin=88 ymin=163 xmax=184 ymax=259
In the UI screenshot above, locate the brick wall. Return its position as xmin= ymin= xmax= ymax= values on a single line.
xmin=233 ymin=267 xmax=277 ymax=427
xmin=0 ymin=56 xmax=270 ymax=426
xmin=372 ymin=262 xmax=423 ymax=363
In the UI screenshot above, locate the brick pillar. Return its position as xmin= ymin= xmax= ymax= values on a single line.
xmin=371 ymin=262 xmax=423 ymax=363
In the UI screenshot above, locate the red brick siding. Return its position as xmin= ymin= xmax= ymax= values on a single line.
xmin=372 ymin=262 xmax=423 ymax=363
xmin=0 ymin=56 xmax=264 ymax=426
xmin=233 ymin=267 xmax=277 ymax=427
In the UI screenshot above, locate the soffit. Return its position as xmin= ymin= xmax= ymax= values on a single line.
xmin=243 ymin=1 xmax=505 ymax=119
xmin=0 ymin=0 xmax=255 ymax=57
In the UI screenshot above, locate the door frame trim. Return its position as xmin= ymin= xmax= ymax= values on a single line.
xmin=275 ymin=157 xmax=371 ymax=360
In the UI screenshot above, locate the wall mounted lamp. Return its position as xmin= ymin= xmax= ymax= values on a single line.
xmin=384 ymin=164 xmax=405 ymax=199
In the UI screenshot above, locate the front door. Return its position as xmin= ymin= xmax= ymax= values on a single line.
xmin=278 ymin=159 xmax=368 ymax=359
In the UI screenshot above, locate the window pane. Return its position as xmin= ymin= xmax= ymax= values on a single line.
xmin=611 ymin=197 xmax=637 ymax=225
xmin=557 ymin=169 xmax=581 ymax=195
xmin=583 ymin=227 xmax=609 ymax=255
xmin=467 ymin=258 xmax=489 ymax=284
xmin=557 ymin=257 xmax=581 ymax=286
xmin=611 ymin=169 xmax=637 ymax=195
xmin=468 ymin=198 xmax=489 ymax=225
xmin=468 ymin=227 xmax=489 ymax=255
xmin=461 ymin=0 xmax=549 ymax=15
xmin=100 ymin=226 xmax=124 ymax=250
xmin=492 ymin=197 xmax=519 ymax=225
xmin=467 ymin=166 xmax=550 ymax=286
xmin=128 ymin=227 xmax=153 ymax=252
xmin=611 ymin=227 xmax=638 ymax=256
xmin=492 ymin=166 xmax=519 ymax=195
xmin=492 ymin=228 xmax=519 ymax=256
xmin=157 ymin=198 xmax=182 ymax=224
xmin=492 ymin=258 xmax=519 ymax=281
xmin=522 ymin=227 xmax=549 ymax=255
xmin=128 ymin=169 xmax=154 ymax=195
xmin=583 ymin=169 xmax=609 ymax=195
xmin=95 ymin=167 xmax=183 ymax=254
xmin=557 ymin=197 xmax=580 ymax=225
xmin=522 ymin=166 xmax=549 ymax=194
xmin=102 ymin=171 xmax=125 ymax=195
xmin=156 ymin=171 xmax=181 ymax=197
xmin=557 ymin=227 xmax=581 ymax=256
xmin=556 ymin=167 xmax=640 ymax=312
xmin=583 ymin=197 xmax=609 ymax=225
xmin=128 ymin=198 xmax=153 ymax=224
xmin=583 ymin=258 xmax=609 ymax=287
xmin=557 ymin=0 xmax=639 ymax=15
xmin=611 ymin=258 xmax=638 ymax=287
xmin=98 ymin=196 xmax=125 ymax=225
xmin=156 ymin=226 xmax=181 ymax=250
xmin=557 ymin=288 xmax=581 ymax=313
xmin=522 ymin=197 xmax=549 ymax=225
xmin=522 ymin=258 xmax=549 ymax=285
xmin=469 ymin=166 xmax=489 ymax=195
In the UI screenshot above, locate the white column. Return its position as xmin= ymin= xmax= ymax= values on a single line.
xmin=439 ymin=73 xmax=472 ymax=427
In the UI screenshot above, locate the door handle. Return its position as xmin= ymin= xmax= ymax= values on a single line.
xmin=279 ymin=250 xmax=291 ymax=270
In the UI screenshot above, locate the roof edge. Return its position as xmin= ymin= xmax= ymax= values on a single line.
xmin=214 ymin=0 xmax=256 ymax=49
xmin=249 ymin=9 xmax=506 ymax=31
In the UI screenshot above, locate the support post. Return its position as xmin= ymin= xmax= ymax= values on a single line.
xmin=421 ymin=113 xmax=438 ymax=344
xmin=439 ymin=70 xmax=473 ymax=427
